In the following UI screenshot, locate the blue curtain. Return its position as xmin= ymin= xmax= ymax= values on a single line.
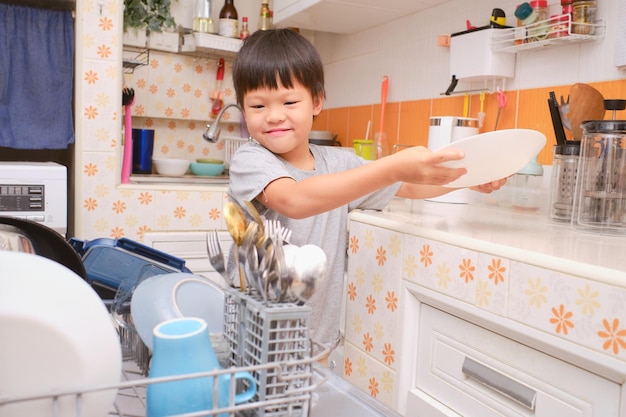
xmin=0 ymin=3 xmax=75 ymax=149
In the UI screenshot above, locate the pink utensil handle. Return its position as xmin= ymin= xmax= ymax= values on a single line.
xmin=378 ymin=76 xmax=389 ymax=159
xmin=121 ymin=103 xmax=133 ymax=183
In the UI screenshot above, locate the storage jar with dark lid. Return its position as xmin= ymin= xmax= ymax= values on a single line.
xmin=572 ymin=120 xmax=626 ymax=235
xmin=549 ymin=141 xmax=581 ymax=222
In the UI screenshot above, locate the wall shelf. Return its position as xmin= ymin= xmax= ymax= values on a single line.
xmin=492 ymin=14 xmax=605 ymax=53
xmin=122 ymin=46 xmax=149 ymax=74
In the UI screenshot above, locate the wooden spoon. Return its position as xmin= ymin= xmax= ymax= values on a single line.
xmin=567 ymin=83 xmax=606 ymax=140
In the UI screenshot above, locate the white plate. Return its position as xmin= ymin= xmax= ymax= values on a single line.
xmin=0 ymin=251 xmax=121 ymax=417
xmin=131 ymin=273 xmax=225 ymax=351
xmin=436 ymin=129 xmax=546 ymax=188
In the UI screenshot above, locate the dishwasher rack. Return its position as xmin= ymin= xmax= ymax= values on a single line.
xmin=0 ymin=348 xmax=329 ymax=417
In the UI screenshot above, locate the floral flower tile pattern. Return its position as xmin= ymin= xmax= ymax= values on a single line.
xmin=343 ymin=222 xmax=403 ymax=410
xmin=508 ymin=262 xmax=626 ymax=361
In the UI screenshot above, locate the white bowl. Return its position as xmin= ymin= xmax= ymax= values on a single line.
xmin=131 ymin=273 xmax=225 ymax=351
xmin=152 ymin=158 xmax=190 ymax=176
xmin=0 ymin=251 xmax=121 ymax=417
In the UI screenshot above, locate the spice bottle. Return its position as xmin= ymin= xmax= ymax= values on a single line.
xmin=572 ymin=0 xmax=597 ymax=35
xmin=239 ymin=16 xmax=250 ymax=39
xmin=529 ymin=0 xmax=549 ymax=41
xmin=218 ymin=0 xmax=238 ymax=38
xmin=514 ymin=3 xmax=536 ymax=43
xmin=258 ymin=0 xmax=271 ymax=31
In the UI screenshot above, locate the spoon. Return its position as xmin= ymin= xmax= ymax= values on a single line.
xmin=243 ymin=200 xmax=265 ymax=246
xmin=223 ymin=202 xmax=247 ymax=292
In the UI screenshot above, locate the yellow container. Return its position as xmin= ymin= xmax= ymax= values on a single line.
xmin=353 ymin=140 xmax=376 ymax=160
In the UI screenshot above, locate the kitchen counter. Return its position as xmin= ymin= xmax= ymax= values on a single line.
xmin=356 ymin=198 xmax=626 ymax=284
xmin=342 ymin=199 xmax=626 ymax=415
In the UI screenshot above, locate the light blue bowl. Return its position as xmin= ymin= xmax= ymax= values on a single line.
xmin=190 ymin=162 xmax=225 ymax=176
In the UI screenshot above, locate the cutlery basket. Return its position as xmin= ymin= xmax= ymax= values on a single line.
xmin=224 ymin=287 xmax=312 ymax=417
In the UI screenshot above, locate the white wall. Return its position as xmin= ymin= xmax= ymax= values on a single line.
xmin=312 ymin=0 xmax=625 ymax=109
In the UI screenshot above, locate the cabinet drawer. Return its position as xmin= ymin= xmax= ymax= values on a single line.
xmin=411 ymin=304 xmax=619 ymax=417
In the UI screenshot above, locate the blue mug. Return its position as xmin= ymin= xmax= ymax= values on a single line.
xmin=146 ymin=317 xmax=256 ymax=417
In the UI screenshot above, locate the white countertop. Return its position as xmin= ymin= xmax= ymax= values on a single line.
xmin=350 ymin=199 xmax=626 ymax=286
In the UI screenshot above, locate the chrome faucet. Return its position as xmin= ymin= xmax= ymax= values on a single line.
xmin=202 ymin=103 xmax=242 ymax=143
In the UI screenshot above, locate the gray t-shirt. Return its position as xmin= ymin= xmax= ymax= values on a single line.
xmin=228 ymin=142 xmax=401 ymax=347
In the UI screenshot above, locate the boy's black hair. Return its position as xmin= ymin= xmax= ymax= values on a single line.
xmin=232 ymin=28 xmax=326 ymax=107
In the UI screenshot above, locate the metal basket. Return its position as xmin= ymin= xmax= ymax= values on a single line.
xmin=224 ymin=288 xmax=312 ymax=417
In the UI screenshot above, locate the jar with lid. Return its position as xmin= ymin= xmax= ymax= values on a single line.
xmin=514 ymin=3 xmax=536 ymax=44
xmin=528 ymin=0 xmax=549 ymax=41
xmin=549 ymin=14 xmax=569 ymax=38
xmin=572 ymin=0 xmax=597 ymax=35
xmin=218 ymin=0 xmax=238 ymax=38
xmin=549 ymin=141 xmax=580 ymax=222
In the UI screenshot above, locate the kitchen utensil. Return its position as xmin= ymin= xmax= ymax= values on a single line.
xmin=243 ymin=199 xmax=265 ymax=246
xmin=211 ymin=58 xmax=225 ymax=116
xmin=549 ymin=141 xmax=581 ymax=222
xmin=0 ymin=224 xmax=35 ymax=253
xmin=207 ymin=229 xmax=228 ymax=281
xmin=130 ymin=272 xmax=225 ymax=351
xmin=548 ymin=91 xmax=567 ymax=145
xmin=377 ymin=76 xmax=389 ymax=159
xmin=436 ymin=128 xmax=547 ymax=188
xmin=264 ymin=218 xmax=292 ymax=244
xmin=152 ymin=158 xmax=190 ymax=176
xmin=224 ymin=202 xmax=247 ymax=292
xmin=289 ymin=244 xmax=326 ymax=302
xmin=605 ymin=99 xmax=626 ymax=120
xmin=559 ymin=94 xmax=571 ymax=133
xmin=572 ymin=120 xmax=626 ymax=235
xmin=121 ymin=87 xmax=135 ymax=183
xmin=0 ymin=251 xmax=121 ymax=417
xmin=567 ymin=83 xmax=606 ymax=140
xmin=147 ymin=317 xmax=256 ymax=417
xmin=309 ymin=130 xmax=340 ymax=146
xmin=1 ymin=216 xmax=86 ymax=280
xmin=494 ymin=89 xmax=507 ymax=130
xmin=240 ymin=221 xmax=258 ymax=292
xmin=426 ymin=116 xmax=479 ymax=203
xmin=478 ymin=92 xmax=486 ymax=128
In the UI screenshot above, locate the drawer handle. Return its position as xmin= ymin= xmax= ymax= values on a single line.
xmin=461 ymin=357 xmax=537 ymax=410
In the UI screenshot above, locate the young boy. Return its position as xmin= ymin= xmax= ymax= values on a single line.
xmin=228 ymin=28 xmax=505 ymax=347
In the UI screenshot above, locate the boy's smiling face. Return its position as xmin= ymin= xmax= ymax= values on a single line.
xmin=242 ymin=78 xmax=324 ymax=168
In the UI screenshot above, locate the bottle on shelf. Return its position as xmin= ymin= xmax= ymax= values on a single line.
xmin=240 ymin=16 xmax=250 ymax=39
xmin=193 ymin=0 xmax=213 ymax=33
xmin=218 ymin=0 xmax=238 ymax=38
xmin=571 ymin=0 xmax=597 ymax=35
xmin=258 ymin=0 xmax=271 ymax=31
xmin=514 ymin=3 xmax=537 ymax=44
xmin=529 ymin=0 xmax=549 ymax=41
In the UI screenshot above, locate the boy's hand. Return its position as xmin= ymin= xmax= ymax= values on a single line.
xmin=391 ymin=146 xmax=468 ymax=185
xmin=470 ymin=178 xmax=507 ymax=193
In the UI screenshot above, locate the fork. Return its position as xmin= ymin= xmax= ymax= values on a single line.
xmin=206 ymin=230 xmax=228 ymax=281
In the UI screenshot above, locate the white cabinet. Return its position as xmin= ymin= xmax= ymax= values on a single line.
xmin=143 ymin=230 xmax=233 ymax=285
xmin=407 ymin=303 xmax=620 ymax=417
xmin=273 ymin=0 xmax=448 ymax=34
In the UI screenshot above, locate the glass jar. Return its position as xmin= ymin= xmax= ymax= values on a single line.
xmin=572 ymin=0 xmax=596 ymax=35
xmin=528 ymin=0 xmax=550 ymax=41
xmin=549 ymin=141 xmax=580 ymax=222
xmin=514 ymin=2 xmax=537 ymax=44
xmin=549 ymin=14 xmax=569 ymax=38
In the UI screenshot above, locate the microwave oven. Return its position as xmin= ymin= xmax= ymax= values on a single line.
xmin=0 ymin=162 xmax=67 ymax=236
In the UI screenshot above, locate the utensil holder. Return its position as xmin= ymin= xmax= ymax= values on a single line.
xmin=572 ymin=121 xmax=626 ymax=235
xmin=223 ymin=288 xmax=312 ymax=417
xmin=549 ymin=141 xmax=580 ymax=222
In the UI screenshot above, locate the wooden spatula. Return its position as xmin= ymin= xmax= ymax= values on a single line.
xmin=567 ymin=83 xmax=606 ymax=140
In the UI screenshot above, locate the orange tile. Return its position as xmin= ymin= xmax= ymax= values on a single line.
xmin=347 ymin=105 xmax=374 ymax=145
xmin=327 ymin=107 xmax=350 ymax=146
xmin=313 ymin=109 xmax=330 ymax=131
xmin=398 ymin=100 xmax=430 ymax=148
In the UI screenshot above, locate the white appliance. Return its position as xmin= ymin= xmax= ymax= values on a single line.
xmin=0 ymin=162 xmax=67 ymax=236
xmin=427 ymin=116 xmax=479 ymax=204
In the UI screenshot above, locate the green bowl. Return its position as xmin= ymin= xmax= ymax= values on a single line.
xmin=190 ymin=162 xmax=225 ymax=177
